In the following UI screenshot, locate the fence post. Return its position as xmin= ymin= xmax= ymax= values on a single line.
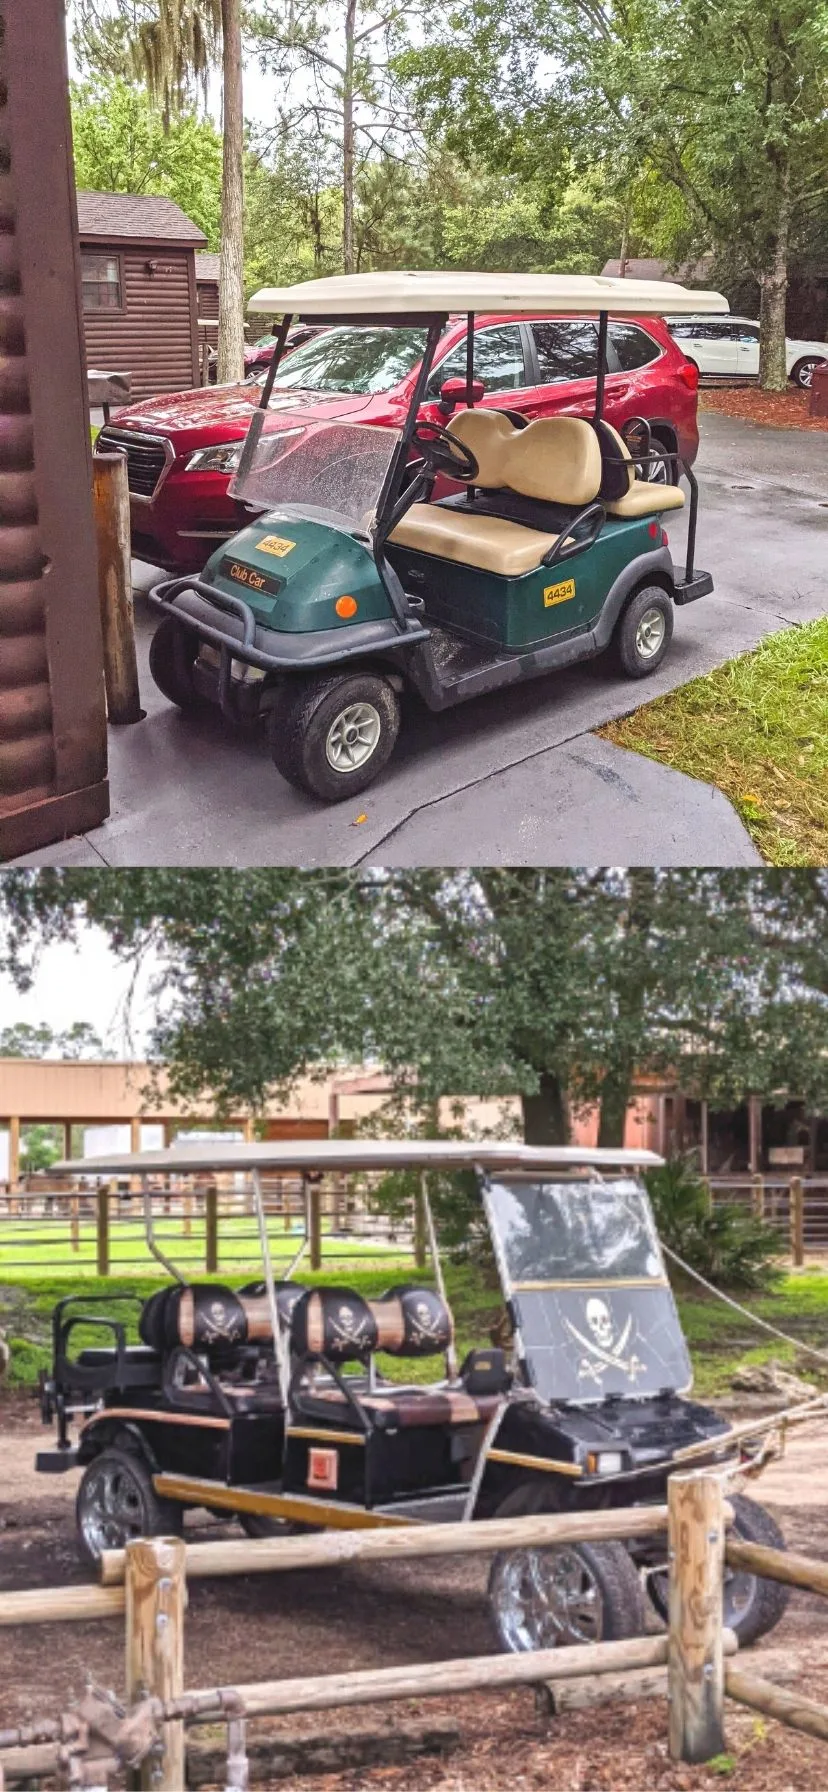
xmin=790 ymin=1177 xmax=804 ymax=1267
xmin=668 ymin=1470 xmax=725 ymax=1764
xmin=124 ymin=1535 xmax=186 ymax=1791
xmin=750 ymin=1174 xmax=764 ymax=1221
xmin=70 ymin=1193 xmax=80 ymax=1254
xmin=92 ymin=448 xmax=143 ymax=725
xmin=309 ymin=1181 xmax=322 ymax=1271
xmin=96 ymin=1182 xmax=110 ymax=1277
xmin=413 ymin=1187 xmax=427 ymax=1270
xmin=205 ymin=1182 xmax=218 ymax=1274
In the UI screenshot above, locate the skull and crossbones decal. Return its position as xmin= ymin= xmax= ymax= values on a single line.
xmin=408 ymin=1297 xmax=446 ymax=1348
xmin=329 ymin=1302 xmax=370 ymax=1350
xmin=564 ymin=1296 xmax=646 ymax=1384
xmin=198 ymin=1299 xmax=245 ymax=1344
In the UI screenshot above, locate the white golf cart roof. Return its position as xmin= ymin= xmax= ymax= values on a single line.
xmin=50 ymin=1140 xmax=663 ymax=1177
xmin=247 ymin=269 xmax=729 ymax=320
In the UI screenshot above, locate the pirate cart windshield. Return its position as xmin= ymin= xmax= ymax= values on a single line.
xmin=484 ymin=1177 xmax=691 ymax=1403
xmin=229 ymin=417 xmax=401 ymax=533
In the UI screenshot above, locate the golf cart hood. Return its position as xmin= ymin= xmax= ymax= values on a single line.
xmin=485 ymin=1175 xmax=692 ymax=1403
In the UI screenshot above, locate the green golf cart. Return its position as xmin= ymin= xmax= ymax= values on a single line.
xmin=148 ymin=270 xmax=728 ymax=802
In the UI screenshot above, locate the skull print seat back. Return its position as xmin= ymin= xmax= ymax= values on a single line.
xmin=484 ymin=1177 xmax=692 ymax=1403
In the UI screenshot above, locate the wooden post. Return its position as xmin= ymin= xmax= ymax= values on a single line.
xmin=790 ymin=1176 xmax=804 ymax=1267
xmin=413 ymin=1187 xmax=427 ymax=1270
xmin=205 ymin=1182 xmax=218 ymax=1274
xmin=124 ymin=1536 xmax=186 ymax=1791
xmin=668 ymin=1470 xmax=725 ymax=1764
xmin=96 ymin=1182 xmax=110 ymax=1276
xmin=8 ymin=1115 xmax=20 ymax=1197
xmin=92 ymin=447 xmax=142 ymax=725
xmin=748 ymin=1096 xmax=762 ymax=1174
xmin=309 ymin=1180 xmax=322 ymax=1271
xmin=750 ymin=1173 xmax=764 ymax=1221
xmin=70 ymin=1193 xmax=80 ymax=1253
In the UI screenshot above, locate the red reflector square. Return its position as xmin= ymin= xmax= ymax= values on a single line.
xmin=308 ymin=1447 xmax=339 ymax=1491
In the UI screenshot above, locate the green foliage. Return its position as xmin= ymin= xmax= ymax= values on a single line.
xmin=0 ymin=1020 xmax=114 ymax=1059
xmin=18 ymin=1126 xmax=64 ymax=1173
xmin=644 ymin=1158 xmax=783 ymax=1292
xmin=71 ymin=77 xmax=223 ymax=246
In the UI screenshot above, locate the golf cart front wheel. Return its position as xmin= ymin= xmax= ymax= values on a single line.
xmin=488 ymin=1485 xmax=644 ymax=1652
xmin=269 ymin=671 xmax=401 ymax=802
xmin=149 ymin=616 xmax=202 ymax=709
xmin=645 ymin=1492 xmax=790 ymax=1648
xmin=613 ymin=586 xmax=673 ymax=678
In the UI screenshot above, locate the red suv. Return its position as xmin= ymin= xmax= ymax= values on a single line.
xmin=100 ymin=313 xmax=700 ymax=572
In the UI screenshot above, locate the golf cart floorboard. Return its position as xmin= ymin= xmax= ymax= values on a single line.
xmin=425 ymin=624 xmax=514 ymax=683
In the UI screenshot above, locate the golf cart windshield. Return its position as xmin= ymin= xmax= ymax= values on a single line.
xmin=229 ymin=417 xmax=401 ymax=531
xmin=485 ymin=1177 xmax=691 ymax=1403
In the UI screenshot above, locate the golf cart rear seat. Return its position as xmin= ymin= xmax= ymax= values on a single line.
xmin=593 ymin=420 xmax=685 ymax=517
xmin=289 ymin=1284 xmax=506 ymax=1430
xmin=390 ymin=415 xmax=601 ymax=575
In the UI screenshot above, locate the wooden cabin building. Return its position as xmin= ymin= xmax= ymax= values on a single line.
xmin=77 ymin=191 xmax=206 ymax=399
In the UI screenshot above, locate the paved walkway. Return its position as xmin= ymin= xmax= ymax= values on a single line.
xmin=11 ymin=412 xmax=827 ymax=868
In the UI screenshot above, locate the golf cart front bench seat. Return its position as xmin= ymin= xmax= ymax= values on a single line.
xmin=289 ymin=1283 xmax=506 ymax=1431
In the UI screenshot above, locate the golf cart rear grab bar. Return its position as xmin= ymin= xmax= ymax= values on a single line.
xmin=542 ymin=503 xmax=606 ymax=569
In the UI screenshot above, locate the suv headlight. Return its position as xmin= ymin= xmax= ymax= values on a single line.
xmin=185 ymin=441 xmax=244 ymax=473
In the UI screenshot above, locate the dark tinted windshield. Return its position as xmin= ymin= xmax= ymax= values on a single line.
xmin=487 ymin=1178 xmax=664 ymax=1285
xmin=259 ymin=325 xmax=428 ymax=396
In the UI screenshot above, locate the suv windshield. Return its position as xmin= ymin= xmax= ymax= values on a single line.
xmin=254 ymin=325 xmax=429 ymax=396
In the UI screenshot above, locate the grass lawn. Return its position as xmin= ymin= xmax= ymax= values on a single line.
xmin=3 ymin=1260 xmax=828 ymax=1397
xmin=600 ymin=617 xmax=828 ymax=866
xmin=0 ymin=1214 xmax=413 ymax=1276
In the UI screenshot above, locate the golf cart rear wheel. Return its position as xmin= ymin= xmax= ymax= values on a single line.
xmin=149 ymin=616 xmax=202 ymax=709
xmin=613 ymin=585 xmax=673 ymax=678
xmin=488 ymin=1485 xmax=645 ymax=1652
xmin=269 ymin=671 xmax=401 ymax=802
xmin=645 ymin=1492 xmax=790 ymax=1648
xmin=76 ymin=1446 xmax=183 ymax=1568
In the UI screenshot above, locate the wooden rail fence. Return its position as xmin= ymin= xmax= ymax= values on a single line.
xmin=2 ymin=1470 xmax=828 ymax=1788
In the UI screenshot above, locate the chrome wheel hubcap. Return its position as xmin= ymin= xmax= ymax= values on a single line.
xmin=491 ymin=1547 xmax=603 ymax=1651
xmin=635 ymin=606 xmax=666 ymax=659
xmin=325 ymin=702 xmax=382 ymax=772
xmin=79 ymin=1461 xmax=146 ymax=1558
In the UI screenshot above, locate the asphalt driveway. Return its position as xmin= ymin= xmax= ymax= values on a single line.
xmin=12 ymin=412 xmax=828 ymax=869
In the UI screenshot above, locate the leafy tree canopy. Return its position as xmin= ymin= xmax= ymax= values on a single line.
xmin=71 ymin=76 xmax=224 ymax=246
xmin=0 ymin=1021 xmax=116 ymax=1060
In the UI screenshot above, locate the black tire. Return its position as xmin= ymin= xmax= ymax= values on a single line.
xmin=487 ymin=1483 xmax=645 ymax=1652
xmin=791 ymin=356 xmax=826 ymax=391
xmin=646 ymin=1492 xmax=791 ymax=1648
xmin=76 ymin=1445 xmax=183 ymax=1568
xmin=647 ymin=435 xmax=678 ymax=485
xmin=268 ymin=671 xmax=401 ymax=802
xmin=238 ymin=1512 xmax=317 ymax=1539
xmin=148 ymin=616 xmax=202 ymax=710
xmin=612 ymin=585 xmax=673 ymax=678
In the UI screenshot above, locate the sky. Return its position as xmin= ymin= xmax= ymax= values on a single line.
xmin=0 ymin=931 xmax=157 ymax=1056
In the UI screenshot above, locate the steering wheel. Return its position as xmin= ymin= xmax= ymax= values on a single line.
xmin=411 ymin=418 xmax=479 ymax=480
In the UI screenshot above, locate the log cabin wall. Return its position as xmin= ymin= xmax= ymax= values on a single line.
xmin=0 ymin=0 xmax=108 ymax=861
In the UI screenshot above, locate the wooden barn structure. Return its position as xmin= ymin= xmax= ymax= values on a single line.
xmin=77 ymin=191 xmax=206 ymax=398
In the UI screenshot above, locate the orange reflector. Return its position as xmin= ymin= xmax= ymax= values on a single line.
xmin=335 ymin=595 xmax=358 ymax=618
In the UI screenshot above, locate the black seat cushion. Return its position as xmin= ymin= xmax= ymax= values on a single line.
xmin=140 ymin=1284 xmax=247 ymax=1353
xmin=290 ymin=1287 xmax=378 ymax=1362
xmin=293 ymin=1382 xmax=500 ymax=1431
xmin=458 ymin=1346 xmax=511 ymax=1396
xmin=370 ymin=1285 xmax=453 ymax=1357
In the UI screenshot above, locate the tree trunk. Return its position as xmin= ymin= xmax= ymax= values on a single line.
xmin=342 ymin=0 xmax=357 ymax=273
xmin=596 ymin=869 xmax=657 ymax=1148
xmin=217 ymin=0 xmax=246 ymax=385
xmin=758 ymin=162 xmax=790 ymax=393
xmin=522 ymin=1073 xmax=571 ymax=1145
xmin=597 ymin=1076 xmax=632 ymax=1148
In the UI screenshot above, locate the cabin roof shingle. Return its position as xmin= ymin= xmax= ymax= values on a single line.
xmin=77 ymin=191 xmax=206 ymax=245
xmin=195 ymin=251 xmax=221 ymax=282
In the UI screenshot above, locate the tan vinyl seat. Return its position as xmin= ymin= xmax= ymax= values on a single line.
xmin=599 ymin=422 xmax=686 ymax=517
xmin=390 ymin=414 xmax=600 ymax=577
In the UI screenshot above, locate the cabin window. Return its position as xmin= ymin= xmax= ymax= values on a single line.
xmin=81 ymin=252 xmax=123 ymax=311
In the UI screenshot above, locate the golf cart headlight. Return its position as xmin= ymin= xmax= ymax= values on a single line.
xmin=185 ymin=441 xmax=244 ymax=473
xmin=586 ymin=1450 xmax=624 ymax=1476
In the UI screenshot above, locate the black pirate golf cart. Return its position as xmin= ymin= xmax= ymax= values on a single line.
xmin=37 ymin=1141 xmax=793 ymax=1653
xmin=147 ymin=270 xmax=727 ymax=803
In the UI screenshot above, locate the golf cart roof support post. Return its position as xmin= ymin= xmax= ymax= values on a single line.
xmin=465 ymin=311 xmax=475 ymax=406
xmin=142 ymin=1175 xmax=186 ymax=1285
xmin=234 ymin=313 xmax=295 ymax=490
xmin=251 ymin=1167 xmax=289 ymax=1402
xmin=593 ymin=311 xmax=609 ymax=423
xmin=374 ymin=316 xmax=448 ymax=543
xmin=420 ymin=1171 xmax=458 ymax=1380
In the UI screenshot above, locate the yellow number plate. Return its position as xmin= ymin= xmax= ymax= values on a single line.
xmin=543 ymin=578 xmax=576 ymax=608
xmin=257 ymin=534 xmax=296 ymax=557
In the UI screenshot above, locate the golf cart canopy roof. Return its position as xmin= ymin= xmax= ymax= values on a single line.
xmin=49 ymin=1140 xmax=663 ymax=1177
xmin=247 ymin=269 xmax=729 ymax=322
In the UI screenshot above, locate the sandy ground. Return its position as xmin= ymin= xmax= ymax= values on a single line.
xmin=4 ymin=1391 xmax=828 ymax=1789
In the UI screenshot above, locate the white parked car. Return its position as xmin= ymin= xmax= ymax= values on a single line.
xmin=665 ymin=314 xmax=828 ymax=388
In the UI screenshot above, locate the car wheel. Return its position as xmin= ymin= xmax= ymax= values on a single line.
xmin=646 ymin=435 xmax=677 ymax=484
xmin=645 ymin=1493 xmax=790 ymax=1648
xmin=612 ymin=585 xmax=674 ymax=678
xmin=269 ymin=671 xmax=401 ymax=802
xmin=488 ymin=1485 xmax=645 ymax=1653
xmin=148 ymin=616 xmax=203 ymax=709
xmin=791 ymin=356 xmax=826 ymax=390
xmin=76 ymin=1446 xmax=183 ymax=1568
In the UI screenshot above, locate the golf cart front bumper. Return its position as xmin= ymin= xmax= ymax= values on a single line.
xmin=149 ymin=577 xmax=430 ymax=680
